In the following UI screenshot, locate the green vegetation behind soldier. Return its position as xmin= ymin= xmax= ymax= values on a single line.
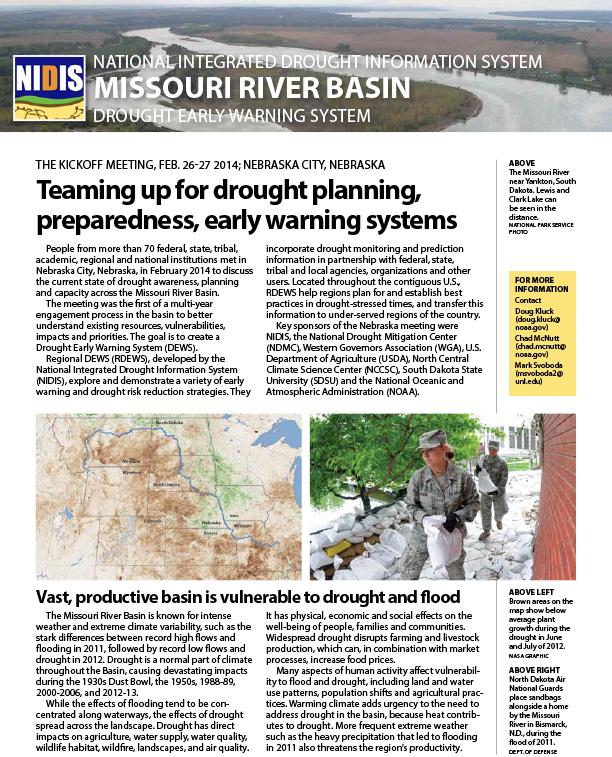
xmin=476 ymin=440 xmax=509 ymax=541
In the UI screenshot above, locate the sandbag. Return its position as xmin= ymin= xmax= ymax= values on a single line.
xmin=310 ymin=551 xmax=333 ymax=571
xmin=327 ymin=529 xmax=354 ymax=543
xmin=310 ymin=531 xmax=334 ymax=551
xmin=478 ymin=469 xmax=498 ymax=494
xmin=397 ymin=524 xmax=414 ymax=540
xmin=333 ymin=569 xmax=359 ymax=581
xmin=378 ymin=506 xmax=399 ymax=518
xmin=368 ymin=546 xmax=397 ymax=568
xmin=325 ymin=539 xmax=352 ymax=557
xmin=477 ymin=455 xmax=498 ymax=494
xmin=349 ymin=556 xmax=388 ymax=581
xmin=345 ymin=534 xmax=367 ymax=544
xmin=362 ymin=515 xmax=379 ymax=528
xmin=380 ymin=528 xmax=407 ymax=558
xmin=422 ymin=515 xmax=463 ymax=574
xmin=311 ymin=529 xmax=353 ymax=552
xmin=332 ymin=513 xmax=356 ymax=532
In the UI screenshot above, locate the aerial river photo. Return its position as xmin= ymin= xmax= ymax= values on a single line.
xmin=91 ymin=25 xmax=612 ymax=132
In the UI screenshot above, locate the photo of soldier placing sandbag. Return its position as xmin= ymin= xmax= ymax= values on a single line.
xmin=309 ymin=414 xmax=575 ymax=581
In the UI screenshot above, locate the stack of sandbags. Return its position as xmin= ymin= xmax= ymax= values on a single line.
xmin=310 ymin=500 xmax=414 ymax=580
xmin=326 ymin=528 xmax=409 ymax=581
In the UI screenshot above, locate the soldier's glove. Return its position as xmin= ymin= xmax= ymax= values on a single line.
xmin=442 ymin=513 xmax=461 ymax=533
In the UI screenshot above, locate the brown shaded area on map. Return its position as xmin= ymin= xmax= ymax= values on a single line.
xmin=82 ymin=467 xmax=149 ymax=517
xmin=235 ymin=522 xmax=300 ymax=580
xmin=87 ymin=429 xmax=175 ymax=468
xmin=147 ymin=490 xmax=203 ymax=526
xmin=266 ymin=479 xmax=294 ymax=501
xmin=148 ymin=453 xmax=192 ymax=492
xmin=36 ymin=483 xmax=82 ymax=533
xmin=97 ymin=516 xmax=166 ymax=566
xmin=163 ymin=564 xmax=238 ymax=580
xmin=95 ymin=564 xmax=165 ymax=580
xmin=166 ymin=529 xmax=239 ymax=567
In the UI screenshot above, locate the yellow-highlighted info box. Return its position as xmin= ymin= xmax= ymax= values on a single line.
xmin=510 ymin=271 xmax=575 ymax=396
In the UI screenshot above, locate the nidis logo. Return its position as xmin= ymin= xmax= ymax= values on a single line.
xmin=13 ymin=55 xmax=86 ymax=122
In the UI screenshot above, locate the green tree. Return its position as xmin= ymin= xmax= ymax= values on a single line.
xmin=310 ymin=414 xmax=481 ymax=513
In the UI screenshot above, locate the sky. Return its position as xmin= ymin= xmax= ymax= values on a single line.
xmin=1 ymin=1 xmax=612 ymax=11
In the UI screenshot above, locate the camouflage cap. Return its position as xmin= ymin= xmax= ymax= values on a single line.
xmin=417 ymin=429 xmax=447 ymax=451
xmin=487 ymin=440 xmax=501 ymax=450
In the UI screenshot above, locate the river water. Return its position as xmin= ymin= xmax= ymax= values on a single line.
xmin=344 ymin=10 xmax=595 ymax=24
xmin=93 ymin=26 xmax=612 ymax=132
xmin=91 ymin=41 xmax=285 ymax=132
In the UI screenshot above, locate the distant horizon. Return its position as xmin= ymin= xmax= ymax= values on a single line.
xmin=1 ymin=1 xmax=612 ymax=12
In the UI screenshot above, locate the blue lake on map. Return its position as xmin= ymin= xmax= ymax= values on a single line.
xmin=291 ymin=457 xmax=302 ymax=508
xmin=252 ymin=419 xmax=301 ymax=450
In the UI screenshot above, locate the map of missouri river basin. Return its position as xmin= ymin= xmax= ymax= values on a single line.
xmin=36 ymin=414 xmax=302 ymax=580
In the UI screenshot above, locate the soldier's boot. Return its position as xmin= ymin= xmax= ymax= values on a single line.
xmin=496 ymin=519 xmax=503 ymax=530
xmin=478 ymin=531 xmax=490 ymax=541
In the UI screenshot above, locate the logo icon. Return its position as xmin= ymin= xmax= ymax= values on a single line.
xmin=14 ymin=55 xmax=86 ymax=122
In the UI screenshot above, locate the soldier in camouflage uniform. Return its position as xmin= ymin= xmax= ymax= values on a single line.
xmin=401 ymin=429 xmax=480 ymax=580
xmin=477 ymin=440 xmax=509 ymax=540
